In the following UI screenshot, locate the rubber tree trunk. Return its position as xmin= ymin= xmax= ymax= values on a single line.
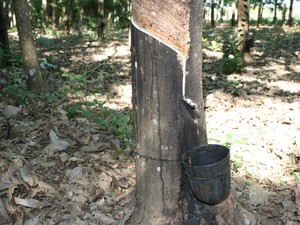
xmin=211 ymin=0 xmax=215 ymax=27
xmin=219 ymin=0 xmax=224 ymax=22
xmin=5 ymin=0 xmax=15 ymax=28
xmin=97 ymin=0 xmax=105 ymax=39
xmin=231 ymin=0 xmax=236 ymax=27
xmin=42 ymin=0 xmax=47 ymax=29
xmin=12 ymin=0 xmax=44 ymax=90
xmin=273 ymin=0 xmax=278 ymax=24
xmin=128 ymin=0 xmax=236 ymax=224
xmin=78 ymin=0 xmax=83 ymax=35
xmin=281 ymin=0 xmax=287 ymax=26
xmin=64 ymin=0 xmax=70 ymax=35
xmin=203 ymin=0 xmax=206 ymax=21
xmin=287 ymin=0 xmax=293 ymax=27
xmin=51 ymin=0 xmax=58 ymax=31
xmin=237 ymin=0 xmax=252 ymax=63
xmin=0 ymin=0 xmax=9 ymax=65
xmin=256 ymin=0 xmax=263 ymax=28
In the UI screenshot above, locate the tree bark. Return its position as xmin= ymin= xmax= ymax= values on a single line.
xmin=0 ymin=0 xmax=9 ymax=65
xmin=64 ymin=0 xmax=70 ymax=35
xmin=78 ymin=0 xmax=83 ymax=35
xmin=256 ymin=0 xmax=262 ymax=28
xmin=51 ymin=0 xmax=57 ymax=31
xmin=12 ymin=0 xmax=44 ymax=90
xmin=5 ymin=0 xmax=15 ymax=28
xmin=219 ymin=0 xmax=224 ymax=22
xmin=97 ymin=0 xmax=105 ymax=39
xmin=281 ymin=0 xmax=287 ymax=26
xmin=203 ymin=0 xmax=206 ymax=21
xmin=287 ymin=0 xmax=293 ymax=27
xmin=231 ymin=0 xmax=236 ymax=27
xmin=128 ymin=0 xmax=236 ymax=224
xmin=42 ymin=0 xmax=47 ymax=29
xmin=237 ymin=0 xmax=252 ymax=63
xmin=273 ymin=0 xmax=277 ymax=24
xmin=211 ymin=0 xmax=215 ymax=27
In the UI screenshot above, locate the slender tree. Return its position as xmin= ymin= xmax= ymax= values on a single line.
xmin=51 ymin=0 xmax=57 ymax=30
xmin=237 ymin=0 xmax=252 ymax=63
xmin=256 ymin=0 xmax=263 ymax=28
xmin=97 ymin=0 xmax=105 ymax=39
xmin=281 ymin=0 xmax=287 ymax=26
xmin=219 ymin=0 xmax=224 ymax=22
xmin=64 ymin=0 xmax=70 ymax=34
xmin=5 ymin=0 xmax=15 ymax=28
xmin=42 ymin=0 xmax=47 ymax=29
xmin=287 ymin=0 xmax=294 ymax=26
xmin=12 ymin=0 xmax=44 ymax=90
xmin=273 ymin=0 xmax=278 ymax=24
xmin=0 ymin=0 xmax=9 ymax=65
xmin=211 ymin=0 xmax=215 ymax=27
xmin=231 ymin=0 xmax=236 ymax=27
xmin=203 ymin=0 xmax=206 ymax=21
xmin=78 ymin=0 xmax=83 ymax=35
xmin=128 ymin=0 xmax=236 ymax=224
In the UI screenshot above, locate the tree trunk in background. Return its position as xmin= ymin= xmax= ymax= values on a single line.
xmin=64 ymin=0 xmax=70 ymax=34
xmin=219 ymin=0 xmax=224 ymax=22
xmin=51 ymin=0 xmax=56 ymax=31
xmin=211 ymin=0 xmax=215 ymax=27
xmin=287 ymin=0 xmax=293 ymax=27
xmin=5 ymin=0 xmax=15 ymax=28
xmin=78 ymin=0 xmax=83 ymax=35
xmin=0 ymin=0 xmax=9 ymax=65
xmin=203 ymin=0 xmax=206 ymax=21
xmin=231 ymin=0 xmax=236 ymax=27
xmin=281 ymin=0 xmax=287 ymax=26
xmin=12 ymin=0 xmax=44 ymax=90
xmin=42 ymin=0 xmax=47 ymax=29
xmin=273 ymin=0 xmax=277 ymax=24
xmin=256 ymin=0 xmax=263 ymax=28
xmin=237 ymin=0 xmax=252 ymax=63
xmin=128 ymin=0 xmax=236 ymax=224
xmin=97 ymin=0 xmax=105 ymax=39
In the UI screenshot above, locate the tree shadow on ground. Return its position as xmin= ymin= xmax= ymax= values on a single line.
xmin=33 ymin=31 xmax=131 ymax=95
xmin=202 ymin=26 xmax=300 ymax=100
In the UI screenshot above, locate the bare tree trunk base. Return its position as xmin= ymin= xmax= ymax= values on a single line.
xmin=243 ymin=53 xmax=253 ymax=64
xmin=127 ymin=193 xmax=241 ymax=225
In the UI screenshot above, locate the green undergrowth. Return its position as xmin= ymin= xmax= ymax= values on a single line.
xmin=66 ymin=99 xmax=134 ymax=151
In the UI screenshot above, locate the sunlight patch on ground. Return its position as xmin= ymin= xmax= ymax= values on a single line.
xmin=205 ymin=89 xmax=300 ymax=187
xmin=268 ymin=81 xmax=300 ymax=93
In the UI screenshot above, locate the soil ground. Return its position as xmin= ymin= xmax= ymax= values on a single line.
xmin=0 ymin=25 xmax=299 ymax=224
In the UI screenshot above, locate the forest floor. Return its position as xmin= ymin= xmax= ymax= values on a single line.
xmin=0 ymin=25 xmax=300 ymax=225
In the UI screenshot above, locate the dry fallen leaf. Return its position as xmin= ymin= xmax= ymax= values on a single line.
xmin=248 ymin=185 xmax=269 ymax=206
xmin=46 ymin=129 xmax=70 ymax=152
xmin=0 ymin=197 xmax=10 ymax=222
xmin=66 ymin=203 xmax=82 ymax=217
xmin=14 ymin=197 xmax=42 ymax=208
xmin=23 ymin=214 xmax=40 ymax=225
xmin=2 ymin=105 xmax=21 ymax=119
xmin=90 ymin=211 xmax=117 ymax=224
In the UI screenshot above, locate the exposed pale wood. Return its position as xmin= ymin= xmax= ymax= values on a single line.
xmin=132 ymin=0 xmax=189 ymax=56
